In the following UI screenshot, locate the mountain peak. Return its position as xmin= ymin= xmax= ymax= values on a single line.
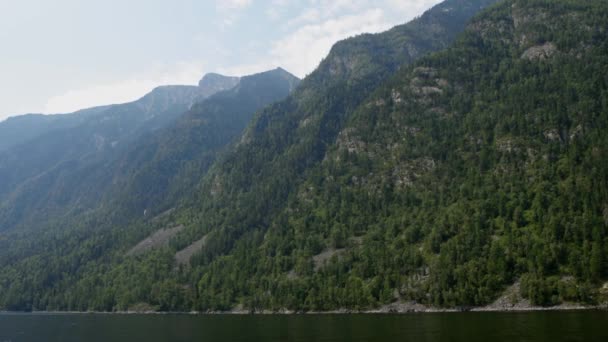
xmin=252 ymin=67 xmax=298 ymax=79
xmin=236 ymin=67 xmax=300 ymax=93
xmin=270 ymin=67 xmax=298 ymax=79
xmin=198 ymin=73 xmax=240 ymax=89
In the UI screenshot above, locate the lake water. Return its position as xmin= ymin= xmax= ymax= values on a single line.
xmin=0 ymin=311 xmax=607 ymax=341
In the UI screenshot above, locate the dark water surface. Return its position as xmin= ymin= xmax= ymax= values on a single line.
xmin=0 ymin=310 xmax=607 ymax=342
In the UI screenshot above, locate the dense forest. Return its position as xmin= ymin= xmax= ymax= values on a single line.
xmin=1 ymin=0 xmax=607 ymax=312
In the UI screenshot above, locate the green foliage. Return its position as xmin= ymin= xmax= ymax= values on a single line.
xmin=179 ymin=0 xmax=607 ymax=311
xmin=2 ymin=0 xmax=608 ymax=313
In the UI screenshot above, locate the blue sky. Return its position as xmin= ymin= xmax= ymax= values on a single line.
xmin=0 ymin=0 xmax=441 ymax=120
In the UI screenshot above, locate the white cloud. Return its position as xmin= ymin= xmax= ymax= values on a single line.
xmin=265 ymin=0 xmax=289 ymax=20
xmin=287 ymin=0 xmax=369 ymax=28
xmin=216 ymin=0 xmax=253 ymax=11
xmin=222 ymin=0 xmax=443 ymax=78
xmin=215 ymin=0 xmax=253 ymax=29
xmin=12 ymin=0 xmax=446 ymax=119
xmin=43 ymin=61 xmax=206 ymax=114
xmin=386 ymin=0 xmax=442 ymax=14
xmin=221 ymin=7 xmax=392 ymax=78
xmin=274 ymin=8 xmax=391 ymax=77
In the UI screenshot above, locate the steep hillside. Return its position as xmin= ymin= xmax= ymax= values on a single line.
xmin=106 ymin=68 xmax=300 ymax=220
xmin=0 ymin=74 xmax=239 ymax=152
xmin=0 ymin=74 xmax=239 ymax=197
xmin=0 ymin=73 xmax=240 ymax=232
xmin=0 ymin=69 xmax=297 ymax=235
xmin=0 ymin=0 xmax=500 ymax=311
xmin=0 ymin=68 xmax=299 ymax=311
xmin=178 ymin=0 xmax=501 ymax=262
xmin=170 ymin=0 xmax=503 ymax=310
xmin=188 ymin=0 xmax=608 ymax=310
xmin=0 ymin=106 xmax=110 ymax=152
xmin=42 ymin=0 xmax=608 ymax=312
xmin=6 ymin=0 xmax=605 ymax=314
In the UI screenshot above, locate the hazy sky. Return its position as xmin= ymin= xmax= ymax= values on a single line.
xmin=0 ymin=0 xmax=441 ymax=120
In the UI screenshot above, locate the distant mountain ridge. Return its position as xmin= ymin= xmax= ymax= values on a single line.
xmin=103 ymin=67 xmax=300 ymax=222
xmin=0 ymin=73 xmax=240 ymax=152
xmin=0 ymin=72 xmax=239 ymax=196
xmin=0 ymin=68 xmax=298 ymax=234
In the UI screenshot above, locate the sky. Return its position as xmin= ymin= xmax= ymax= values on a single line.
xmin=0 ymin=0 xmax=442 ymax=121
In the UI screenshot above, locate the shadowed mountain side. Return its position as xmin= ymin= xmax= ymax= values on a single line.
xmin=0 ymin=68 xmax=299 ymax=234
xmin=0 ymin=74 xmax=240 ymax=152
xmin=0 ymin=73 xmax=240 ymax=199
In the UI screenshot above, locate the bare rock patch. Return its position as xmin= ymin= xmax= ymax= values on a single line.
xmin=127 ymin=225 xmax=184 ymax=256
xmin=313 ymin=248 xmax=345 ymax=271
xmin=521 ymin=42 xmax=557 ymax=60
xmin=175 ymin=235 xmax=209 ymax=265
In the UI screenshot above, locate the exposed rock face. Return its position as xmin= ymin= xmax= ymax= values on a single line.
xmin=543 ymin=129 xmax=562 ymax=142
xmin=336 ymin=128 xmax=367 ymax=155
xmin=175 ymin=235 xmax=208 ymax=265
xmin=138 ymin=73 xmax=240 ymax=113
xmin=127 ymin=225 xmax=185 ymax=256
xmin=512 ymin=4 xmax=549 ymax=30
xmin=392 ymin=158 xmax=437 ymax=189
xmin=483 ymin=281 xmax=531 ymax=310
xmin=198 ymin=73 xmax=240 ymax=97
xmin=312 ymin=248 xmax=345 ymax=271
xmin=521 ymin=42 xmax=558 ymax=60
xmin=328 ymin=54 xmax=363 ymax=78
xmin=496 ymin=137 xmax=520 ymax=153
xmin=136 ymin=85 xmax=204 ymax=114
xmin=569 ymin=124 xmax=583 ymax=140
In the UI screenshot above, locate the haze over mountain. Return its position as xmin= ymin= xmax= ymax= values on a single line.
xmin=0 ymin=72 xmax=243 ymax=231
xmin=1 ymin=0 xmax=607 ymax=314
xmin=0 ymin=1 xmax=445 ymax=120
xmin=0 ymin=68 xmax=298 ymax=236
xmin=0 ymin=73 xmax=239 ymax=152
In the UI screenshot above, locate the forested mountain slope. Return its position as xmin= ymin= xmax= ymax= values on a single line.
xmin=177 ymin=0 xmax=501 ymax=272
xmin=4 ymin=0 xmax=606 ymax=313
xmin=103 ymin=68 xmax=300 ymax=222
xmin=187 ymin=0 xmax=608 ymax=310
xmin=0 ymin=0 xmax=499 ymax=311
xmin=0 ymin=68 xmax=299 ymax=310
xmin=144 ymin=0 xmax=606 ymax=311
xmin=260 ymin=0 xmax=608 ymax=309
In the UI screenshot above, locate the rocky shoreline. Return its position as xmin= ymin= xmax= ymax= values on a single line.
xmin=5 ymin=281 xmax=607 ymax=315
xmin=4 ymin=303 xmax=606 ymax=316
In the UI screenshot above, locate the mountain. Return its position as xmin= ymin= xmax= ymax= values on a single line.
xmin=103 ymin=68 xmax=300 ymax=221
xmin=184 ymin=0 xmax=608 ymax=310
xmin=0 ymin=73 xmax=239 ymax=196
xmin=0 ymin=69 xmax=297 ymax=236
xmin=0 ymin=0 xmax=500 ymax=312
xmin=0 ymin=74 xmax=239 ymax=152
xmin=163 ymin=0 xmax=505 ymax=310
xmin=173 ymin=0 xmax=501 ymax=265
xmin=2 ymin=0 xmax=607 ymax=314
xmin=263 ymin=0 xmax=608 ymax=309
xmin=0 ymin=67 xmax=300 ymax=310
xmin=0 ymin=107 xmax=110 ymax=152
xmin=0 ymin=73 xmax=241 ymax=231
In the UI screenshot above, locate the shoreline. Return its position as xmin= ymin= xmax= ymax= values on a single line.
xmin=2 ymin=304 xmax=606 ymax=316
